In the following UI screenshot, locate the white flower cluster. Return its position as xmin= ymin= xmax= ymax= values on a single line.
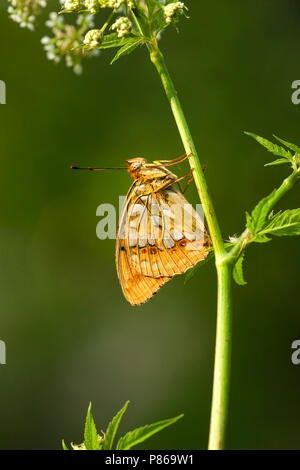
xmin=42 ymin=12 xmax=99 ymax=74
xmin=163 ymin=2 xmax=186 ymax=24
xmin=61 ymin=0 xmax=134 ymax=13
xmin=62 ymin=0 xmax=84 ymax=11
xmin=84 ymin=0 xmax=100 ymax=14
xmin=100 ymin=0 xmax=124 ymax=8
xmin=101 ymin=0 xmax=136 ymax=9
xmin=83 ymin=28 xmax=103 ymax=48
xmin=7 ymin=0 xmax=46 ymax=31
xmin=111 ymin=16 xmax=131 ymax=37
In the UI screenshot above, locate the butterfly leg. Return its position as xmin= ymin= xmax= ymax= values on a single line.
xmin=154 ymin=153 xmax=192 ymax=168
xmin=163 ymin=153 xmax=192 ymax=168
xmin=182 ymin=175 xmax=194 ymax=194
xmin=173 ymin=169 xmax=195 ymax=193
xmin=176 ymin=165 xmax=206 ymax=193
xmin=153 ymin=153 xmax=186 ymax=165
xmin=174 ymin=168 xmax=194 ymax=184
xmin=176 ymin=182 xmax=183 ymax=192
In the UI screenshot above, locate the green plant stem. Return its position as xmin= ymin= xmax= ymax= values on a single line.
xmin=208 ymin=262 xmax=233 ymax=450
xmin=100 ymin=8 xmax=116 ymax=34
xmin=148 ymin=40 xmax=232 ymax=450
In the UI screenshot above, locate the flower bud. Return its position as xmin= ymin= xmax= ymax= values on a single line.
xmin=84 ymin=0 xmax=100 ymax=14
xmin=163 ymin=2 xmax=187 ymax=24
xmin=83 ymin=28 xmax=103 ymax=48
xmin=62 ymin=0 xmax=84 ymax=12
xmin=111 ymin=16 xmax=131 ymax=38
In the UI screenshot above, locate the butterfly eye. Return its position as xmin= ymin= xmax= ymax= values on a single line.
xmin=132 ymin=162 xmax=142 ymax=170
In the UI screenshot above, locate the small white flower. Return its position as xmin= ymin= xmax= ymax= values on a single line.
xmin=41 ymin=36 xmax=51 ymax=44
xmin=84 ymin=0 xmax=99 ymax=14
xmin=85 ymin=14 xmax=95 ymax=27
xmin=73 ymin=64 xmax=83 ymax=75
xmin=8 ymin=0 xmax=46 ymax=29
xmin=100 ymin=0 xmax=124 ymax=8
xmin=164 ymin=2 xmax=186 ymax=24
xmin=63 ymin=0 xmax=83 ymax=11
xmin=46 ymin=51 xmax=56 ymax=61
xmin=111 ymin=16 xmax=131 ymax=38
xmin=44 ymin=43 xmax=55 ymax=51
xmin=65 ymin=55 xmax=73 ymax=67
xmin=83 ymin=29 xmax=103 ymax=48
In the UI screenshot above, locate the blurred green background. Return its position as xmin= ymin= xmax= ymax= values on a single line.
xmin=1 ymin=0 xmax=300 ymax=450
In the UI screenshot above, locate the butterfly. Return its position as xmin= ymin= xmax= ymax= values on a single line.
xmin=71 ymin=154 xmax=211 ymax=306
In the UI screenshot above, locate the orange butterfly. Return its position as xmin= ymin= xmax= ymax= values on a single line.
xmin=71 ymin=154 xmax=211 ymax=305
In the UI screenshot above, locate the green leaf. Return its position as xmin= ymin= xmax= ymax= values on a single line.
xmin=131 ymin=3 xmax=150 ymax=36
xmin=246 ymin=189 xmax=277 ymax=234
xmin=252 ymin=234 xmax=271 ymax=243
xmin=264 ymin=158 xmax=290 ymax=167
xmin=145 ymin=0 xmax=160 ymax=16
xmin=110 ymin=38 xmax=144 ymax=64
xmin=116 ymin=414 xmax=183 ymax=450
xmin=62 ymin=439 xmax=69 ymax=450
xmin=273 ymin=135 xmax=300 ymax=155
xmin=84 ymin=403 xmax=101 ymax=450
xmin=245 ymin=132 xmax=293 ymax=161
xmin=102 ymin=401 xmax=129 ymax=450
xmin=99 ymin=33 xmax=135 ymax=49
xmin=150 ymin=8 xmax=168 ymax=34
xmin=233 ymin=252 xmax=247 ymax=286
xmin=259 ymin=209 xmax=300 ymax=237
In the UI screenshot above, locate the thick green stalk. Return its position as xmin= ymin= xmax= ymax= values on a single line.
xmin=208 ymin=262 xmax=233 ymax=449
xmin=149 ymin=41 xmax=232 ymax=450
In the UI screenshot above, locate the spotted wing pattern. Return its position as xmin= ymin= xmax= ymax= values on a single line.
xmin=116 ymin=182 xmax=211 ymax=306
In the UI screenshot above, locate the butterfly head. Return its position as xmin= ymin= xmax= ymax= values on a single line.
xmin=126 ymin=157 xmax=148 ymax=179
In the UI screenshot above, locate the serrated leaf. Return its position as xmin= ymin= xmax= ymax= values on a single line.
xmin=110 ymin=38 xmax=144 ymax=64
xmin=62 ymin=439 xmax=69 ymax=450
xmin=99 ymin=33 xmax=133 ymax=49
xmin=253 ymin=234 xmax=271 ymax=243
xmin=246 ymin=189 xmax=277 ymax=234
xmin=102 ymin=401 xmax=129 ymax=450
xmin=273 ymin=135 xmax=300 ymax=154
xmin=84 ymin=403 xmax=101 ymax=450
xmin=233 ymin=252 xmax=247 ymax=286
xmin=264 ymin=158 xmax=290 ymax=167
xmin=259 ymin=209 xmax=300 ymax=237
xmin=99 ymin=32 xmax=141 ymax=49
xmin=116 ymin=414 xmax=183 ymax=450
xmin=245 ymin=132 xmax=293 ymax=161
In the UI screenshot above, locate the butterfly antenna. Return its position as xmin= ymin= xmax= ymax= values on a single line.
xmin=70 ymin=166 xmax=127 ymax=171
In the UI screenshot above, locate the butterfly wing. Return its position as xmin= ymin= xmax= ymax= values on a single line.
xmin=116 ymin=183 xmax=211 ymax=305
xmin=116 ymin=181 xmax=171 ymax=306
xmin=126 ymin=187 xmax=211 ymax=278
xmin=117 ymin=240 xmax=170 ymax=306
